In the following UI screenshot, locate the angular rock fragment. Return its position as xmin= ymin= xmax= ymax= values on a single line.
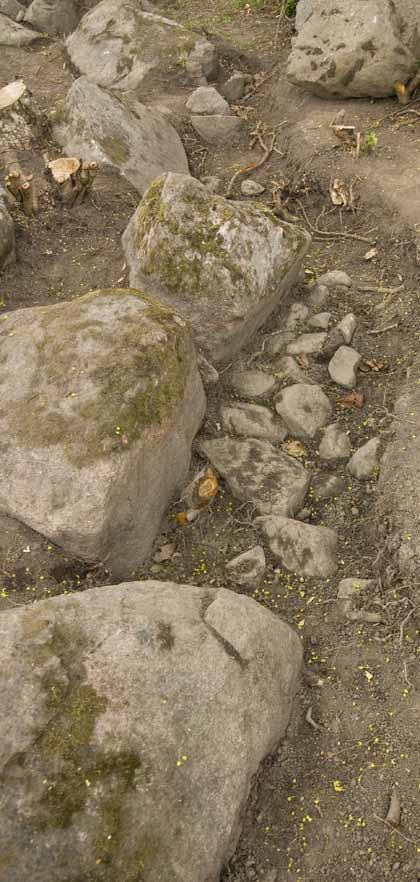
xmin=275 ymin=383 xmax=332 ymax=439
xmin=347 ymin=438 xmax=380 ymax=480
xmin=328 ymin=346 xmax=361 ymax=389
xmin=319 ymin=423 xmax=351 ymax=461
xmin=226 ymin=545 xmax=266 ymax=586
xmin=258 ymin=515 xmax=338 ymax=577
xmin=221 ymin=402 xmax=287 ymax=443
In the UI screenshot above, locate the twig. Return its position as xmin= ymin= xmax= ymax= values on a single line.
xmin=373 ymin=814 xmax=419 ymax=848
xmin=403 ymin=660 xmax=413 ymax=688
xmin=226 ymin=128 xmax=276 ymax=197
xmin=367 ymin=323 xmax=399 ymax=335
xmin=296 ymin=200 xmax=375 ymax=245
xmin=306 ymin=706 xmax=323 ymax=731
xmin=357 ymin=284 xmax=405 ymax=294
xmin=243 ymin=63 xmax=280 ymax=102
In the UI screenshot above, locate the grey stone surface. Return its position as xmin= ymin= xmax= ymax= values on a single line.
xmin=347 ymin=437 xmax=380 ymax=480
xmin=271 ymin=355 xmax=312 ymax=385
xmin=185 ymin=38 xmax=219 ymax=85
xmin=123 ymin=173 xmax=310 ymax=364
xmin=307 ymin=312 xmax=331 ymax=330
xmin=328 ymin=346 xmax=361 ymax=389
xmin=275 ymin=383 xmax=332 ymax=439
xmin=230 ymin=370 xmax=277 ymax=399
xmin=226 ymin=545 xmax=266 ymax=586
xmin=24 ymin=0 xmax=79 ymax=34
xmin=191 ymin=114 xmax=244 ymax=145
xmin=265 ymin=330 xmax=295 ymax=356
xmin=200 ymin=175 xmax=222 ymax=194
xmin=295 ymin=0 xmax=312 ymax=31
xmin=0 ymin=198 xmax=15 ymax=270
xmin=0 ymin=289 xmax=205 ymax=577
xmin=221 ymin=402 xmax=287 ymax=443
xmin=222 ymin=70 xmax=250 ymax=102
xmin=257 ymin=515 xmax=338 ymax=577
xmin=0 ymin=11 xmax=40 ymax=42
xmin=287 ymin=0 xmax=419 ymax=98
xmin=186 ymin=86 xmax=230 ymax=115
xmin=319 ymin=423 xmax=351 ymax=461
xmin=310 ymin=473 xmax=347 ymax=500
xmin=321 ymin=327 xmax=346 ymax=361
xmin=337 ymin=313 xmax=357 ymax=344
xmin=317 ymin=270 xmax=352 ymax=290
xmin=200 ymin=437 xmax=311 ymax=517
xmin=0 ymin=581 xmax=302 ymax=882
xmin=0 ymin=0 xmax=24 ymax=21
xmin=66 ymin=0 xmax=202 ymax=94
xmin=54 ymin=78 xmax=189 ymax=196
xmin=287 ymin=332 xmax=327 ymax=356
xmin=197 ymin=353 xmax=219 ymax=385
xmin=241 ymin=179 xmax=265 ymax=196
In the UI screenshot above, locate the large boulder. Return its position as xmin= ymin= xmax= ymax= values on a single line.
xmin=122 ymin=173 xmax=310 ymax=364
xmin=0 ymin=289 xmax=205 ymax=576
xmin=0 ymin=580 xmax=303 ymax=882
xmin=23 ymin=0 xmax=80 ymax=35
xmin=0 ymin=196 xmax=15 ymax=270
xmin=287 ymin=0 xmax=420 ymax=98
xmin=54 ymin=78 xmax=189 ymax=196
xmin=0 ymin=11 xmax=40 ymax=43
xmin=66 ymin=0 xmax=215 ymax=95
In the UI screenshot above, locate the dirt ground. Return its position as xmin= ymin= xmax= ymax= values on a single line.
xmin=1 ymin=2 xmax=420 ymax=881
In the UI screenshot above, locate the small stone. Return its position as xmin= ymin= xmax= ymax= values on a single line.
xmin=191 ymin=114 xmax=244 ymax=145
xmin=308 ymin=312 xmax=331 ymax=330
xmin=265 ymin=330 xmax=295 ymax=356
xmin=221 ymin=70 xmax=250 ymax=102
xmin=226 ymin=545 xmax=266 ymax=586
xmin=221 ymin=402 xmax=287 ymax=443
xmin=320 ymin=327 xmax=345 ymax=361
xmin=328 ymin=346 xmax=361 ymax=388
xmin=286 ymin=302 xmax=310 ymax=330
xmin=271 ymin=355 xmax=311 ymax=385
xmin=319 ymin=424 xmax=351 ymax=461
xmin=198 ymin=353 xmax=219 ymax=385
xmin=347 ymin=438 xmax=380 ymax=480
xmin=186 ymin=38 xmax=219 ymax=84
xmin=337 ymin=313 xmax=357 ymax=344
xmin=186 ymin=86 xmax=230 ymax=115
xmin=308 ymin=283 xmax=329 ymax=310
xmin=317 ymin=270 xmax=352 ymax=290
xmin=287 ymin=332 xmax=327 ymax=356
xmin=230 ymin=369 xmax=277 ymax=399
xmin=310 ymin=473 xmax=347 ymax=500
xmin=241 ymin=179 xmax=265 ymax=196
xmin=200 ymin=175 xmax=222 ymax=194
xmin=275 ymin=383 xmax=332 ymax=439
xmin=257 ymin=515 xmax=338 ymax=577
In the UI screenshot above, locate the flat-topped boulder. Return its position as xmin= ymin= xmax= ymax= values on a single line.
xmin=0 ymin=580 xmax=302 ymax=882
xmin=0 ymin=289 xmax=205 ymax=576
xmin=122 ymin=173 xmax=310 ymax=364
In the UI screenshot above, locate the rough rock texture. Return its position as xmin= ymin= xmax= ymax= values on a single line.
xmin=308 ymin=282 xmax=329 ymax=309
xmin=230 ymin=369 xmax=277 ymax=399
xmin=241 ymin=179 xmax=265 ymax=197
xmin=310 ymin=472 xmax=346 ymax=500
xmin=123 ymin=173 xmax=310 ymax=364
xmin=337 ymin=313 xmax=357 ymax=344
xmin=0 ymin=581 xmax=303 ymax=882
xmin=0 ymin=11 xmax=40 ymax=42
xmin=257 ymin=515 xmax=338 ymax=577
xmin=287 ymin=0 xmax=420 ymax=99
xmin=308 ymin=312 xmax=331 ymax=330
xmin=0 ymin=289 xmax=205 ymax=576
xmin=54 ymin=78 xmax=188 ymax=196
xmin=287 ymin=332 xmax=326 ymax=356
xmin=226 ymin=545 xmax=266 ymax=586
xmin=221 ymin=402 xmax=287 ymax=443
xmin=66 ymin=0 xmax=204 ymax=94
xmin=319 ymin=423 xmax=351 ymax=461
xmin=0 ymin=0 xmax=24 ymax=21
xmin=191 ymin=114 xmax=244 ymax=145
xmin=222 ymin=70 xmax=250 ymax=101
xmin=275 ymin=384 xmax=332 ymax=439
xmin=24 ymin=0 xmax=79 ymax=34
xmin=328 ymin=346 xmax=361 ymax=389
xmin=185 ymin=38 xmax=219 ymax=85
xmin=272 ymin=355 xmax=310 ymax=385
xmin=347 ymin=437 xmax=380 ymax=480
xmin=0 ymin=197 xmax=15 ymax=270
xmin=317 ymin=270 xmax=352 ymax=289
xmin=186 ymin=86 xmax=230 ymax=115
xmin=200 ymin=437 xmax=311 ymax=517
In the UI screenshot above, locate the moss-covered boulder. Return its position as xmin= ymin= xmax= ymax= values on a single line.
xmin=0 ymin=196 xmax=15 ymax=270
xmin=122 ymin=173 xmax=311 ymax=364
xmin=0 ymin=580 xmax=302 ymax=882
xmin=66 ymin=0 xmax=216 ymax=95
xmin=0 ymin=289 xmax=205 ymax=576
xmin=54 ymin=77 xmax=189 ymax=196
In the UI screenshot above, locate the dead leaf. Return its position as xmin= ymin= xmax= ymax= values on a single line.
xmin=296 ymin=353 xmax=309 ymax=369
xmin=362 ymin=358 xmax=385 ymax=372
xmin=329 ymin=177 xmax=354 ymax=209
xmin=282 ymin=439 xmax=307 ymax=458
xmin=197 ymin=467 xmax=219 ymax=505
xmin=153 ymin=542 xmax=176 ymax=563
xmin=364 ymin=247 xmax=378 ymax=261
xmin=338 ymin=390 xmax=364 ymax=409
xmin=176 ymin=512 xmax=188 ymax=527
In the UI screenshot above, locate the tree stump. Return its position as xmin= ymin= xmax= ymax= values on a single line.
xmin=0 ymin=80 xmax=41 ymax=216
xmin=45 ymin=156 xmax=99 ymax=206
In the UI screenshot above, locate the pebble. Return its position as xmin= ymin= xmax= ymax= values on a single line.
xmin=265 ymin=330 xmax=295 ymax=356
xmin=230 ymin=369 xmax=277 ymax=399
xmin=319 ymin=423 xmax=351 ymax=461
xmin=257 ymin=515 xmax=338 ymax=578
xmin=221 ymin=70 xmax=251 ymax=102
xmin=308 ymin=312 xmax=331 ymax=330
xmin=275 ymin=383 xmax=332 ymax=439
xmin=286 ymin=302 xmax=310 ymax=330
xmin=337 ymin=312 xmax=357 ymax=344
xmin=347 ymin=437 xmax=380 ymax=480
xmin=241 ymin=179 xmax=265 ymax=196
xmin=317 ymin=270 xmax=352 ymax=290
xmin=287 ymin=332 xmax=327 ymax=356
xmin=186 ymin=86 xmax=230 ymax=115
xmin=221 ymin=401 xmax=287 ymax=442
xmin=226 ymin=545 xmax=266 ymax=587
xmin=328 ymin=346 xmax=361 ymax=388
xmin=320 ymin=327 xmax=344 ymax=361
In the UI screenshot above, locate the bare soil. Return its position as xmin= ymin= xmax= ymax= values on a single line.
xmin=1 ymin=3 xmax=420 ymax=881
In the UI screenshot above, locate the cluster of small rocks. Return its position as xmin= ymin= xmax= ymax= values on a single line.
xmin=185 ymin=76 xmax=250 ymax=146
